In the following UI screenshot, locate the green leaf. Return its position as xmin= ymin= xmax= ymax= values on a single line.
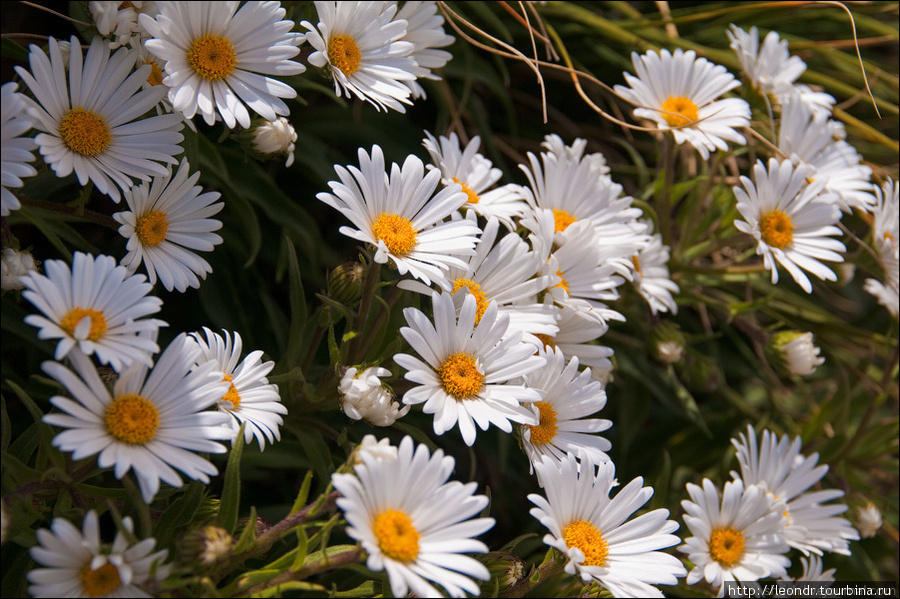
xmin=280 ymin=237 xmax=308 ymax=370
xmin=289 ymin=470 xmax=315 ymax=516
xmin=220 ymin=423 xmax=246 ymax=534
xmin=154 ymin=480 xmax=206 ymax=548
xmin=232 ymin=506 xmax=258 ymax=553
xmin=290 ymin=526 xmax=309 ymax=572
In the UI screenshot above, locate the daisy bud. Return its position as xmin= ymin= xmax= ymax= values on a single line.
xmin=855 ymin=503 xmax=882 ymax=538
xmin=327 ymin=261 xmax=366 ymax=305
xmin=676 ymin=351 xmax=721 ymax=393
xmin=484 ymin=551 xmax=526 ymax=593
xmin=339 ymin=367 xmax=410 ymax=427
xmin=648 ymin=321 xmax=685 ymax=364
xmin=1 ymin=248 xmax=37 ymax=291
xmin=250 ymin=117 xmax=297 ymax=167
xmin=770 ymin=331 xmax=825 ymax=377
xmin=181 ymin=525 xmax=233 ymax=568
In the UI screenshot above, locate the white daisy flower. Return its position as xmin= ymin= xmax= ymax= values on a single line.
xmin=316 ymin=144 xmax=480 ymax=286
xmin=780 ymin=83 xmax=836 ymax=119
xmin=790 ymin=555 xmax=836 ymax=582
xmin=27 ymin=510 xmax=170 ymax=598
xmin=113 ymin=158 xmax=223 ymax=293
xmin=733 ymin=158 xmax=846 ymax=293
xmin=519 ymin=347 xmax=611 ymax=479
xmin=864 ymin=178 xmax=899 ymax=318
xmin=89 ymin=1 xmax=158 ymax=50
xmin=14 ymin=35 xmax=184 ymax=203
xmin=541 ymin=133 xmax=610 ymax=178
xmin=1 ymin=247 xmax=38 ymax=291
xmin=631 ymin=231 xmax=679 ymax=315
xmin=19 ymin=252 xmax=166 ymax=372
xmin=614 ymin=48 xmax=751 ymax=159
xmin=778 ymin=97 xmax=875 ymax=213
xmin=529 ymin=454 xmax=686 ymax=597
xmin=339 ymin=365 xmax=409 ymax=427
xmin=302 ymin=1 xmax=417 ymax=113
xmin=140 ymin=1 xmax=306 ymax=129
xmin=680 ymin=478 xmax=791 ymax=591
xmin=332 ymin=435 xmax=495 ymax=598
xmin=190 ymin=327 xmax=287 ymax=451
xmin=770 ymin=331 xmax=825 ymax=377
xmin=532 ymin=305 xmax=615 ymax=379
xmin=423 ymin=131 xmax=529 ymax=230
xmin=1 ymin=82 xmax=38 ymax=217
xmin=726 ymin=25 xmax=806 ymax=97
xmin=394 ymin=291 xmax=545 ymax=446
xmin=731 ymin=425 xmax=860 ymax=556
xmin=396 ymin=0 xmax=455 ymax=99
xmin=251 ymin=117 xmax=297 ymax=167
xmin=41 ymin=333 xmax=233 ymax=503
xmin=398 ymin=216 xmax=559 ymax=337
xmin=352 ymin=433 xmax=399 ymax=465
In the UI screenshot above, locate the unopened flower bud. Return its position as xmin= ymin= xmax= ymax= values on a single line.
xmin=855 ymin=503 xmax=882 ymax=538
xmin=770 ymin=331 xmax=824 ymax=377
xmin=648 ymin=321 xmax=685 ymax=365
xmin=351 ymin=434 xmax=398 ymax=466
xmin=327 ymin=261 xmax=366 ymax=305
xmin=676 ymin=351 xmax=721 ymax=393
xmin=251 ymin=117 xmax=297 ymax=167
xmin=339 ymin=366 xmax=409 ymax=427
xmin=181 ymin=524 xmax=233 ymax=568
xmin=1 ymin=248 xmax=38 ymax=291
xmin=484 ymin=550 xmax=526 ymax=593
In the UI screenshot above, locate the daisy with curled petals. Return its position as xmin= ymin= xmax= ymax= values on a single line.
xmin=864 ymin=179 xmax=899 ymax=318
xmin=541 ymin=133 xmax=610 ymax=178
xmin=519 ymin=347 xmax=611 ymax=480
xmin=529 ymin=454 xmax=686 ymax=598
xmin=332 ymin=435 xmax=495 ymax=598
xmin=190 ymin=327 xmax=287 ymax=450
xmin=726 ymin=24 xmax=806 ymax=98
xmin=423 ymin=131 xmax=528 ymax=230
xmin=1 ymin=82 xmax=38 ymax=217
xmin=396 ymin=1 xmax=455 ymax=100
xmin=317 ymin=145 xmax=480 ymax=286
xmin=734 ymin=158 xmax=846 ymax=293
xmin=28 ymin=510 xmax=170 ymax=598
xmin=614 ymin=48 xmax=750 ymax=160
xmin=41 ymin=333 xmax=233 ymax=503
xmin=394 ymin=291 xmax=545 ymax=446
xmin=631 ymin=230 xmax=679 ymax=315
xmin=731 ymin=425 xmax=859 ymax=556
xmin=19 ymin=252 xmax=165 ymax=372
xmin=140 ymin=1 xmax=306 ymax=129
xmin=679 ymin=478 xmax=790 ymax=591
xmin=14 ymin=36 xmax=184 ymax=203
xmin=113 ymin=158 xmax=223 ymax=293
xmin=302 ymin=1 xmax=417 ymax=113
xmin=778 ymin=97 xmax=875 ymax=213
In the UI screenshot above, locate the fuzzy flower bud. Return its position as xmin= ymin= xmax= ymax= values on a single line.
xmin=182 ymin=525 xmax=234 ymax=568
xmin=484 ymin=551 xmax=526 ymax=593
xmin=327 ymin=261 xmax=366 ymax=305
xmin=251 ymin=117 xmax=297 ymax=167
xmin=1 ymin=248 xmax=37 ymax=291
xmin=770 ymin=331 xmax=824 ymax=376
xmin=855 ymin=503 xmax=882 ymax=539
xmin=339 ymin=367 xmax=410 ymax=426
xmin=648 ymin=320 xmax=685 ymax=364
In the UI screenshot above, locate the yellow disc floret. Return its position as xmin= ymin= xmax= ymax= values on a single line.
xmin=452 ymin=177 xmax=480 ymax=204
xmin=59 ymin=108 xmax=112 ymax=157
xmin=135 ymin=210 xmax=169 ymax=247
xmin=759 ymin=210 xmax=794 ymax=249
xmin=451 ymin=278 xmax=489 ymax=323
xmin=188 ymin=34 xmax=237 ymax=81
xmin=553 ymin=269 xmax=570 ymax=295
xmin=563 ymin=520 xmax=609 ymax=567
xmin=373 ymin=509 xmax=420 ymax=562
xmin=79 ymin=562 xmax=121 ymax=598
xmin=438 ymin=352 xmax=484 ymax=400
xmin=708 ymin=526 xmax=746 ymax=567
xmin=552 ymin=209 xmax=577 ymax=234
xmin=526 ymin=401 xmax=559 ymax=444
xmin=105 ymin=393 xmax=160 ymax=444
xmin=660 ymin=96 xmax=699 ymax=128
xmin=60 ymin=307 xmax=108 ymax=341
xmin=372 ymin=212 xmax=418 ymax=256
xmin=221 ymin=373 xmax=241 ymax=409
xmin=146 ymin=59 xmax=164 ymax=86
xmin=328 ymin=34 xmax=362 ymax=76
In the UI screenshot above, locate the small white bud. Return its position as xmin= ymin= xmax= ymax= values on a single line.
xmin=1 ymin=248 xmax=38 ymax=291
xmin=252 ymin=117 xmax=297 ymax=167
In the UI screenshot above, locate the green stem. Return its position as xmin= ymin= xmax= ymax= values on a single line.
xmin=659 ymin=134 xmax=675 ymax=246
xmin=240 ymin=545 xmax=364 ymax=597
xmin=21 ymin=196 xmax=119 ymax=230
xmin=346 ymin=261 xmax=382 ymax=364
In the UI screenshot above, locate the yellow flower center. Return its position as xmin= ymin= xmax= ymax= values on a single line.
xmin=660 ymin=96 xmax=699 ymax=127
xmin=105 ymin=393 xmax=160 ymax=444
xmin=709 ymin=526 xmax=745 ymax=567
xmin=552 ymin=209 xmax=577 ymax=234
xmin=187 ymin=34 xmax=237 ymax=81
xmin=221 ymin=373 xmax=241 ymax=409
xmin=631 ymin=254 xmax=643 ymax=276
xmin=535 ymin=334 xmax=556 ymax=350
xmin=452 ymin=177 xmax=480 ymax=204
xmin=373 ymin=509 xmax=420 ymax=562
xmin=328 ymin=34 xmax=362 ymax=76
xmin=59 ymin=108 xmax=112 ymax=157
xmin=79 ymin=562 xmax=121 ymax=598
xmin=372 ymin=212 xmax=418 ymax=256
xmin=451 ymin=278 xmax=489 ymax=323
xmin=60 ymin=307 xmax=108 ymax=341
xmin=438 ymin=352 xmax=484 ymax=400
xmin=553 ymin=269 xmax=570 ymax=295
xmin=563 ymin=520 xmax=608 ymax=567
xmin=759 ymin=210 xmax=794 ymax=249
xmin=146 ymin=59 xmax=164 ymax=86
xmin=135 ymin=210 xmax=169 ymax=247
xmin=526 ymin=401 xmax=559 ymax=444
